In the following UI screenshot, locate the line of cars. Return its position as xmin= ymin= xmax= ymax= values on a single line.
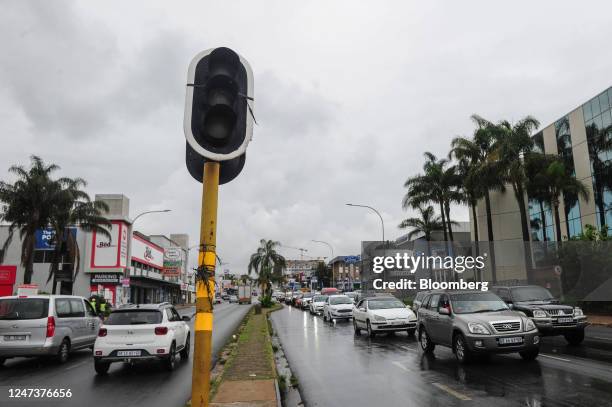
xmin=0 ymin=295 xmax=192 ymax=374
xmin=279 ymin=284 xmax=589 ymax=365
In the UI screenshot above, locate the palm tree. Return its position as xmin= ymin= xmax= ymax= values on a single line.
xmin=493 ymin=116 xmax=541 ymax=242
xmin=525 ymin=152 xmax=558 ymax=241
xmin=47 ymin=177 xmax=111 ymax=293
xmin=403 ymin=152 xmax=460 ymax=242
xmin=542 ymin=160 xmax=590 ymax=242
xmin=248 ymin=239 xmax=286 ymax=299
xmin=398 ymin=204 xmax=445 ymax=241
xmin=0 ymin=156 xmax=63 ymax=284
xmin=450 ymin=116 xmax=506 ymax=281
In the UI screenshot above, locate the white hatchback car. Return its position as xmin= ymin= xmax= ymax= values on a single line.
xmin=309 ymin=295 xmax=328 ymax=315
xmin=323 ymin=295 xmax=354 ymax=322
xmin=93 ymin=303 xmax=190 ymax=374
xmin=353 ymin=296 xmax=417 ymax=337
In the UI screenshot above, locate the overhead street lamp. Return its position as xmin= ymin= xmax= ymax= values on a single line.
xmin=311 ymin=239 xmax=334 ymax=288
xmin=345 ymin=203 xmax=385 ymax=245
xmin=124 ymin=209 xmax=171 ymax=304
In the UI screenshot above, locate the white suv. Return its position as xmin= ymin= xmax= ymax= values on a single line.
xmin=353 ymin=296 xmax=417 ymax=337
xmin=93 ymin=304 xmax=190 ymax=374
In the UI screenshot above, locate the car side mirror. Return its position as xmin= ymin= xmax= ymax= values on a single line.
xmin=508 ymin=303 xmax=514 ymax=310
xmin=406 ymin=305 xmax=412 ymax=310
xmin=439 ymin=307 xmax=450 ymax=316
xmin=182 ymin=315 xmax=191 ymax=322
xmin=359 ymin=307 xmax=366 ymax=312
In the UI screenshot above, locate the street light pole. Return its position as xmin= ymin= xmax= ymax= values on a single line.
xmin=125 ymin=209 xmax=171 ymax=305
xmin=345 ymin=203 xmax=385 ymax=245
xmin=311 ymin=240 xmax=334 ymax=288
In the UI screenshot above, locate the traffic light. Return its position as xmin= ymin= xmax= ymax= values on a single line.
xmin=184 ymin=47 xmax=254 ymax=184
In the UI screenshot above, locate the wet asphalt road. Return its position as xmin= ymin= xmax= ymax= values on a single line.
xmin=0 ymin=302 xmax=251 ymax=407
xmin=271 ymin=305 xmax=612 ymax=407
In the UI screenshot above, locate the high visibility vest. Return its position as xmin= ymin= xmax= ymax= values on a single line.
xmin=100 ymin=303 xmax=107 ymax=312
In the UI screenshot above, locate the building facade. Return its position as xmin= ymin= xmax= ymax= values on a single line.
xmin=471 ymin=87 xmax=612 ymax=243
xmin=329 ymin=256 xmax=361 ymax=290
xmin=0 ymin=193 xmax=192 ymax=306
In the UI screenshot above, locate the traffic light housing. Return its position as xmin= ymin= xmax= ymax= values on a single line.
xmin=184 ymin=47 xmax=254 ymax=184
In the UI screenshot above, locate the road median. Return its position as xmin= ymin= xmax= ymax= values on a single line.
xmin=206 ymin=304 xmax=282 ymax=407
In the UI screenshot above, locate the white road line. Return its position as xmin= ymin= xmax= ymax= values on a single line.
xmin=400 ymin=345 xmax=416 ymax=352
xmin=432 ymin=382 xmax=471 ymax=401
xmin=63 ymin=360 xmax=89 ymax=371
xmin=540 ymin=354 xmax=571 ymax=362
xmin=592 ymin=336 xmax=612 ymax=341
xmin=391 ymin=361 xmax=412 ymax=372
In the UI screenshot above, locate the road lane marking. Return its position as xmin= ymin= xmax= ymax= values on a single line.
xmin=391 ymin=361 xmax=412 ymax=372
xmin=540 ymin=354 xmax=571 ymax=362
xmin=432 ymin=382 xmax=471 ymax=401
xmin=400 ymin=345 xmax=417 ymax=352
xmin=63 ymin=360 xmax=89 ymax=371
xmin=592 ymin=336 xmax=612 ymax=341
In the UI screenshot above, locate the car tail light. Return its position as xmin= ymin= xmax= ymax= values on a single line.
xmin=98 ymin=328 xmax=107 ymax=337
xmin=95 ymin=351 xmax=102 ymax=356
xmin=156 ymin=349 xmax=166 ymax=354
xmin=46 ymin=316 xmax=55 ymax=338
xmin=155 ymin=327 xmax=168 ymax=335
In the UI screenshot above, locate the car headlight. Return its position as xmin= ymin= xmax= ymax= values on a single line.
xmin=373 ymin=314 xmax=387 ymax=322
xmin=533 ymin=309 xmax=547 ymax=318
xmin=524 ymin=318 xmax=536 ymax=331
xmin=574 ymin=307 xmax=583 ymax=317
xmin=468 ymin=322 xmax=491 ymax=335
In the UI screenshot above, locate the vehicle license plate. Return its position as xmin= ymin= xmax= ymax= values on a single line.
xmin=557 ymin=317 xmax=574 ymax=323
xmin=117 ymin=350 xmax=141 ymax=357
xmin=4 ymin=335 xmax=26 ymax=341
xmin=498 ymin=336 xmax=523 ymax=345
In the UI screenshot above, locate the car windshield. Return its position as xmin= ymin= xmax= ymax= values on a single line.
xmin=313 ymin=295 xmax=328 ymax=302
xmin=368 ymin=299 xmax=405 ymax=309
xmin=330 ymin=296 xmax=352 ymax=305
xmin=450 ymin=292 xmax=509 ymax=314
xmin=0 ymin=298 xmax=49 ymax=320
xmin=105 ymin=310 xmax=162 ymax=325
xmin=303 ymin=293 xmax=313 ymax=298
xmin=345 ymin=293 xmax=357 ymax=298
xmin=511 ymin=286 xmax=554 ymax=302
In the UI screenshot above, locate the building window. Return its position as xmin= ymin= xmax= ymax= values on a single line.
xmin=555 ymin=116 xmax=583 ymax=238
xmin=528 ymin=199 xmax=554 ymax=241
xmin=584 ymin=89 xmax=612 ymax=233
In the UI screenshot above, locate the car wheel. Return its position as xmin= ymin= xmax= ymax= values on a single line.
xmin=353 ymin=319 xmax=361 ymax=335
xmin=323 ymin=312 xmax=328 ymax=322
xmin=56 ymin=339 xmax=70 ymax=364
xmin=407 ymin=329 xmax=416 ymax=338
xmin=519 ymin=348 xmax=539 ymax=361
xmin=94 ymin=360 xmax=110 ymax=375
xmin=165 ymin=342 xmax=176 ymax=371
xmin=366 ymin=320 xmax=376 ymax=338
xmin=180 ymin=335 xmax=190 ymax=360
xmin=419 ymin=328 xmax=435 ymax=353
xmin=564 ymin=330 xmax=585 ymax=346
xmin=453 ymin=334 xmax=472 ymax=364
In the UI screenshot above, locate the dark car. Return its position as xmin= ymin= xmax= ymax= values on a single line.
xmin=492 ymin=285 xmax=588 ymax=345
xmin=417 ymin=290 xmax=540 ymax=364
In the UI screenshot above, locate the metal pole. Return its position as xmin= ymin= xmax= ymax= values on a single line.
xmin=191 ymin=162 xmax=219 ymax=407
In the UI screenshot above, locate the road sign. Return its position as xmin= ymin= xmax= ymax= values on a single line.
xmin=344 ymin=255 xmax=361 ymax=264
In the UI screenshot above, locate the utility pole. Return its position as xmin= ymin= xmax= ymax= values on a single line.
xmin=183 ymin=47 xmax=254 ymax=407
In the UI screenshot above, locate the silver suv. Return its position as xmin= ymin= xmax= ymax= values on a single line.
xmin=416 ymin=290 xmax=540 ymax=364
xmin=0 ymin=295 xmax=101 ymax=365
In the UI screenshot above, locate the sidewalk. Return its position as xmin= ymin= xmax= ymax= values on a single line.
xmin=210 ymin=306 xmax=280 ymax=407
xmin=587 ymin=314 xmax=612 ymax=327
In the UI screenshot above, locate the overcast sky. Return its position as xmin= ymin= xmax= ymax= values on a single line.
xmin=1 ymin=1 xmax=612 ymax=274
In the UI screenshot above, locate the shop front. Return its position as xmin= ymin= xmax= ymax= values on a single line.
xmin=89 ymin=273 xmax=122 ymax=306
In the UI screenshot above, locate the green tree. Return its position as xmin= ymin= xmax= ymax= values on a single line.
xmin=314 ymin=261 xmax=330 ymax=288
xmin=398 ymin=204 xmax=446 ymax=241
xmin=0 ymin=156 xmax=63 ymax=284
xmin=403 ymin=152 xmax=460 ymax=242
xmin=585 ymin=122 xmax=612 ymax=229
xmin=47 ymin=177 xmax=111 ymax=293
xmin=248 ymin=239 xmax=286 ymax=303
xmin=493 ymin=116 xmax=541 ymax=242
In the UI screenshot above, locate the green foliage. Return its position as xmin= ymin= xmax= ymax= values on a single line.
xmin=248 ymin=239 xmax=286 ymax=298
xmin=260 ymin=294 xmax=274 ymax=308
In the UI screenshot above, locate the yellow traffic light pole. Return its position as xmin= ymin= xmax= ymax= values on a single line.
xmin=191 ymin=161 xmax=219 ymax=407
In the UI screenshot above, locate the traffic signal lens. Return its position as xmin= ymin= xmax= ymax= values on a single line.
xmin=204 ymin=105 xmax=236 ymax=143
